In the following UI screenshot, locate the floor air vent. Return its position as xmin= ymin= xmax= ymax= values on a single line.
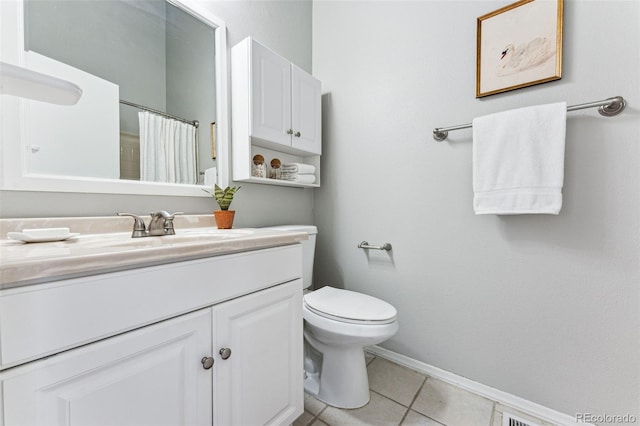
xmin=502 ymin=412 xmax=540 ymax=426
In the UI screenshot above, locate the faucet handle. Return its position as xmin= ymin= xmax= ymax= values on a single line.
xmin=163 ymin=212 xmax=183 ymax=235
xmin=117 ymin=212 xmax=147 ymax=238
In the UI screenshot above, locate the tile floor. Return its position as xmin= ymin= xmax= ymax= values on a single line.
xmin=294 ymin=353 xmax=557 ymax=426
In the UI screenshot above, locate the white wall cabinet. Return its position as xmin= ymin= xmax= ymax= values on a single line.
xmin=0 ymin=246 xmax=303 ymax=426
xmin=290 ymin=64 xmax=322 ymax=154
xmin=232 ymin=37 xmax=321 ymax=187
xmin=247 ymin=40 xmax=291 ymax=148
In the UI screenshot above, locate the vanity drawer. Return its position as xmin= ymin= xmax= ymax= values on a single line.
xmin=0 ymin=244 xmax=302 ymax=370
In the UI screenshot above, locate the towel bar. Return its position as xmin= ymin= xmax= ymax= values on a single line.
xmin=358 ymin=241 xmax=392 ymax=251
xmin=433 ymin=96 xmax=626 ymax=141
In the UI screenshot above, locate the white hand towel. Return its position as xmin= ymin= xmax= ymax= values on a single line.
xmin=281 ymin=163 xmax=316 ymax=174
xmin=281 ymin=174 xmax=316 ymax=184
xmin=472 ymin=102 xmax=567 ymax=215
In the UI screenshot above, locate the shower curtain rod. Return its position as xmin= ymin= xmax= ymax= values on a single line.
xmin=120 ymin=100 xmax=199 ymax=128
xmin=432 ymin=96 xmax=626 ymax=141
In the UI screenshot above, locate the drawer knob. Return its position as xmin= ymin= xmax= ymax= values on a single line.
xmin=294 ymin=131 xmax=301 ymax=137
xmin=201 ymin=356 xmax=215 ymax=369
xmin=286 ymin=129 xmax=294 ymax=135
xmin=219 ymin=347 xmax=232 ymax=360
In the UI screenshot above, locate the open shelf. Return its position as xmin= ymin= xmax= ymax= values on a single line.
xmin=237 ymin=177 xmax=320 ymax=188
xmin=234 ymin=145 xmax=320 ymax=187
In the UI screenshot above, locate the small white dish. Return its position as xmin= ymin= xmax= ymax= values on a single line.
xmin=22 ymin=227 xmax=70 ymax=238
xmin=7 ymin=231 xmax=80 ymax=243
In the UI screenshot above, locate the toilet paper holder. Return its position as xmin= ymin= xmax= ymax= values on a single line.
xmin=358 ymin=241 xmax=392 ymax=251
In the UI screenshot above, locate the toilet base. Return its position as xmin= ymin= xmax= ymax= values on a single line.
xmin=304 ymin=370 xmax=320 ymax=396
xmin=303 ymin=332 xmax=370 ymax=409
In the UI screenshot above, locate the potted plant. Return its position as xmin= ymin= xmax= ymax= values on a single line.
xmin=203 ymin=184 xmax=241 ymax=229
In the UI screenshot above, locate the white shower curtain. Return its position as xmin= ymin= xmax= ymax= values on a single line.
xmin=138 ymin=111 xmax=197 ymax=184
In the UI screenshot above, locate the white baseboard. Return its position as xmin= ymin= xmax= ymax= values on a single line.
xmin=366 ymin=345 xmax=593 ymax=426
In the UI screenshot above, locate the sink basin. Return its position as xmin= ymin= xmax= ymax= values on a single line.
xmin=179 ymin=228 xmax=256 ymax=237
xmin=70 ymin=228 xmax=259 ymax=250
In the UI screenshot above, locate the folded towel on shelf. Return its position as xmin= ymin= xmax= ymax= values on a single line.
xmin=280 ymin=173 xmax=316 ymax=184
xmin=472 ymin=102 xmax=567 ymax=215
xmin=281 ymin=163 xmax=316 ymax=174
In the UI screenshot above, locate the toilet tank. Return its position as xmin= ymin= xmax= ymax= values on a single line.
xmin=263 ymin=225 xmax=317 ymax=289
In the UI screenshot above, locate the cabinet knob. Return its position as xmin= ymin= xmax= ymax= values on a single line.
xmin=286 ymin=129 xmax=294 ymax=135
xmin=294 ymin=131 xmax=301 ymax=137
xmin=219 ymin=347 xmax=232 ymax=360
xmin=201 ymin=356 xmax=215 ymax=369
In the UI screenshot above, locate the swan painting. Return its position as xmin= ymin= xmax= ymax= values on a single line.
xmin=496 ymin=37 xmax=556 ymax=77
xmin=476 ymin=0 xmax=563 ymax=97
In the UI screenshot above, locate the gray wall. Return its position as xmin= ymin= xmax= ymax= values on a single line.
xmin=202 ymin=0 xmax=313 ymax=74
xmin=166 ymin=4 xmax=217 ymax=175
xmin=26 ymin=0 xmax=168 ymax=133
xmin=28 ymin=0 xmax=219 ymax=177
xmin=1 ymin=0 xmax=314 ymax=227
xmin=312 ymin=0 xmax=639 ymax=419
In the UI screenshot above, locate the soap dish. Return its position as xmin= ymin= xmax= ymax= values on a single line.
xmin=7 ymin=227 xmax=79 ymax=243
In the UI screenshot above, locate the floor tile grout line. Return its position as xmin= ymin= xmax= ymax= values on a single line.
xmin=407 ymin=375 xmax=428 ymax=410
xmin=406 ymin=376 xmax=449 ymax=426
xmin=395 ymin=375 xmax=428 ymax=425
xmin=367 ymin=357 xmax=431 ymax=408
xmin=304 ymin=410 xmax=316 ymax=426
xmin=367 ymin=390 xmax=410 ymax=426
xmin=302 ymin=401 xmax=328 ymax=426
xmin=368 ymin=386 xmax=420 ymax=411
xmin=313 ymin=405 xmax=328 ymax=425
xmin=397 ymin=406 xmax=410 ymax=425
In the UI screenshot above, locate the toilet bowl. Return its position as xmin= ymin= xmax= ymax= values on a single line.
xmin=303 ymin=286 xmax=398 ymax=408
xmin=264 ymin=225 xmax=399 ymax=409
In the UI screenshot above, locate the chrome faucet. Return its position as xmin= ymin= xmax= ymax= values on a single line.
xmin=148 ymin=211 xmax=177 ymax=236
xmin=117 ymin=211 xmax=182 ymax=238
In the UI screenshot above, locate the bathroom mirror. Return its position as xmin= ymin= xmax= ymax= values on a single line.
xmin=0 ymin=0 xmax=229 ymax=196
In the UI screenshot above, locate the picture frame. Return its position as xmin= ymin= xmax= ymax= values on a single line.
xmin=476 ymin=0 xmax=563 ymax=98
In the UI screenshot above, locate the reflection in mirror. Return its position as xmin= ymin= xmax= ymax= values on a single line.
xmin=23 ymin=0 xmax=218 ymax=185
xmin=0 ymin=61 xmax=83 ymax=105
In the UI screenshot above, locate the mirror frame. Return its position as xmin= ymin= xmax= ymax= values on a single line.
xmin=0 ymin=0 xmax=229 ymax=196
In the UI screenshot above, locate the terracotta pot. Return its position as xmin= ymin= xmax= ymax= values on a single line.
xmin=213 ymin=210 xmax=235 ymax=229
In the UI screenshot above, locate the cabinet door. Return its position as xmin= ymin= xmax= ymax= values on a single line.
xmin=251 ymin=40 xmax=292 ymax=146
xmin=291 ymin=65 xmax=322 ymax=154
xmin=2 ymin=309 xmax=213 ymax=426
xmin=214 ymin=280 xmax=303 ymax=426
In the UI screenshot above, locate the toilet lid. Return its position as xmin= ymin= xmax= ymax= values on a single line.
xmin=304 ymin=286 xmax=397 ymax=324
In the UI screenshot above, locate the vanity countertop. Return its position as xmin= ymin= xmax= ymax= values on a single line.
xmin=0 ymin=215 xmax=307 ymax=289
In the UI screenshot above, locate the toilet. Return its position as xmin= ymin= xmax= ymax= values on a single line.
xmin=265 ymin=225 xmax=399 ymax=409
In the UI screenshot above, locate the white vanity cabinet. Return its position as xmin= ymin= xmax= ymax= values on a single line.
xmin=2 ymin=309 xmax=214 ymax=425
xmin=0 ymin=245 xmax=303 ymax=426
xmin=214 ymin=280 xmax=302 ymax=425
xmin=232 ymin=37 xmax=322 ymax=187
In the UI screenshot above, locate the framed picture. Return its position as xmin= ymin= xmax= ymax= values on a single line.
xmin=476 ymin=0 xmax=563 ymax=98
